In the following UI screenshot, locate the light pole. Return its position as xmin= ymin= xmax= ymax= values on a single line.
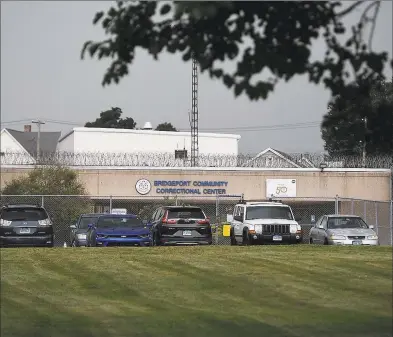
xmin=32 ymin=119 xmax=45 ymax=162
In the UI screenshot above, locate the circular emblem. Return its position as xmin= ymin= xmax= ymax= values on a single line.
xmin=135 ymin=179 xmax=151 ymax=195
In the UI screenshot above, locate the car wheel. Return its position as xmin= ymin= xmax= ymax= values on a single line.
xmin=230 ymin=230 xmax=237 ymax=246
xmin=309 ymin=238 xmax=313 ymax=244
xmin=152 ymin=233 xmax=160 ymax=246
xmin=324 ymin=238 xmax=329 ymax=245
xmin=242 ymin=231 xmax=251 ymax=246
xmin=71 ymin=240 xmax=77 ymax=247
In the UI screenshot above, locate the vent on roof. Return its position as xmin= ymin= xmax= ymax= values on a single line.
xmin=142 ymin=122 xmax=153 ymax=130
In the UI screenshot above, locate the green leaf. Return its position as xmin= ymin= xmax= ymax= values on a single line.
xmin=93 ymin=11 xmax=104 ymax=24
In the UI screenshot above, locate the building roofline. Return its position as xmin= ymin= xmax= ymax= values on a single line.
xmin=59 ymin=127 xmax=241 ymax=141
xmin=1 ymin=128 xmax=36 ymax=161
xmin=58 ymin=129 xmax=75 ymax=143
xmin=0 ymin=164 xmax=391 ymax=174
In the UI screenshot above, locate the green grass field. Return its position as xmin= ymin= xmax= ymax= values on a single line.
xmin=1 ymin=246 xmax=392 ymax=337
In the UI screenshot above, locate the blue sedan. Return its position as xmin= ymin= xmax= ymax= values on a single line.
xmin=86 ymin=214 xmax=152 ymax=247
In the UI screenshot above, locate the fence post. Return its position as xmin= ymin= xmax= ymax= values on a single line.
xmin=363 ymin=201 xmax=367 ymax=221
xmin=109 ymin=195 xmax=112 ymax=213
xmin=351 ymin=199 xmax=354 ymax=214
xmin=41 ymin=195 xmax=44 ymax=207
xmin=335 ymin=195 xmax=339 ymax=214
xmin=390 ymin=200 xmax=393 ymax=246
xmin=215 ymin=195 xmax=220 ymax=244
xmin=374 ymin=201 xmax=379 ymax=236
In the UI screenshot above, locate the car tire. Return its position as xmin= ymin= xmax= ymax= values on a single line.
xmin=152 ymin=233 xmax=160 ymax=246
xmin=242 ymin=231 xmax=251 ymax=246
xmin=230 ymin=230 xmax=237 ymax=246
xmin=71 ymin=240 xmax=77 ymax=247
xmin=324 ymin=238 xmax=329 ymax=245
xmin=309 ymin=238 xmax=313 ymax=244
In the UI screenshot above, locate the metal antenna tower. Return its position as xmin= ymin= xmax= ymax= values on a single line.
xmin=191 ymin=57 xmax=199 ymax=167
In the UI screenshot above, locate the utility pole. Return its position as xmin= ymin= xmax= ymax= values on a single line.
xmin=362 ymin=117 xmax=368 ymax=168
xmin=32 ymin=119 xmax=45 ymax=162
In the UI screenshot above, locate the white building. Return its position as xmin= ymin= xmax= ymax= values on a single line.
xmin=0 ymin=126 xmax=61 ymax=165
xmin=57 ymin=126 xmax=241 ymax=167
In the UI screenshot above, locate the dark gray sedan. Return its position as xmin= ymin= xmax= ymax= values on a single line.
xmin=309 ymin=214 xmax=379 ymax=246
xmin=69 ymin=213 xmax=103 ymax=247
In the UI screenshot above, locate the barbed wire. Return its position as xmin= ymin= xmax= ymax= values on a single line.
xmin=1 ymin=151 xmax=392 ymax=169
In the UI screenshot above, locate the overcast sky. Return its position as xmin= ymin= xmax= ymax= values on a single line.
xmin=1 ymin=1 xmax=392 ymax=154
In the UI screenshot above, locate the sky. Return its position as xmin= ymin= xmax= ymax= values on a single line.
xmin=1 ymin=1 xmax=392 ymax=154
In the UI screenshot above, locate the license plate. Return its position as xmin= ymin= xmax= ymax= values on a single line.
xmin=20 ymin=228 xmax=30 ymax=234
xmin=273 ymin=235 xmax=282 ymax=241
xmin=352 ymin=240 xmax=362 ymax=245
xmin=183 ymin=230 xmax=192 ymax=236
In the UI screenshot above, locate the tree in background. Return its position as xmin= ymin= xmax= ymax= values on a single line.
xmin=85 ymin=107 xmax=136 ymax=129
xmin=321 ymin=79 xmax=393 ymax=157
xmin=155 ymin=122 xmax=178 ymax=131
xmin=1 ymin=166 xmax=93 ymax=244
xmin=81 ymin=1 xmax=391 ymax=101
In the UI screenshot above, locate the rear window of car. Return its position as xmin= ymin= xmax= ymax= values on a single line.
xmin=167 ymin=208 xmax=205 ymax=219
xmin=1 ymin=208 xmax=48 ymax=221
xmin=79 ymin=217 xmax=98 ymax=229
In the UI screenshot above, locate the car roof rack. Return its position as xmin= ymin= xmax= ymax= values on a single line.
xmin=237 ymin=195 xmax=283 ymax=205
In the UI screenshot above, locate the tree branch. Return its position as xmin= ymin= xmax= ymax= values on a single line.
xmin=335 ymin=1 xmax=365 ymax=17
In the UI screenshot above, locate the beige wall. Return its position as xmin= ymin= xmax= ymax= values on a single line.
xmin=1 ymin=167 xmax=391 ymax=201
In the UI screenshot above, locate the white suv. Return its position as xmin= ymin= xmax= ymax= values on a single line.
xmin=229 ymin=200 xmax=302 ymax=245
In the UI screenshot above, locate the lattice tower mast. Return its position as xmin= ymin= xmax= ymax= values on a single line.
xmin=191 ymin=57 xmax=199 ymax=167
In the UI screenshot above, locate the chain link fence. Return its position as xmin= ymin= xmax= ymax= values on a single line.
xmin=337 ymin=197 xmax=393 ymax=246
xmin=1 ymin=195 xmax=391 ymax=246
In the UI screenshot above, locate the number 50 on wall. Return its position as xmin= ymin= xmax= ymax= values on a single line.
xmin=266 ymin=179 xmax=297 ymax=198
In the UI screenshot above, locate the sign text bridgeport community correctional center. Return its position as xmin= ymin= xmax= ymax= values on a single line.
xmin=154 ymin=180 xmax=228 ymax=195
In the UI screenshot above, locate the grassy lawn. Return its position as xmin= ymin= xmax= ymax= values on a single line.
xmin=1 ymin=246 xmax=392 ymax=337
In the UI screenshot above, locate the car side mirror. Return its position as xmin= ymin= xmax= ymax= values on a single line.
xmin=295 ymin=217 xmax=302 ymax=222
xmin=369 ymin=225 xmax=375 ymax=230
xmin=87 ymin=223 xmax=95 ymax=229
xmin=70 ymin=224 xmax=77 ymax=230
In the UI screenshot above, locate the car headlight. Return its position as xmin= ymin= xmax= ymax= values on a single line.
xmin=139 ymin=234 xmax=150 ymax=238
xmin=76 ymin=234 xmax=87 ymax=240
xmin=330 ymin=235 xmax=346 ymax=240
xmin=254 ymin=225 xmax=262 ymax=233
xmin=38 ymin=219 xmax=52 ymax=226
xmin=96 ymin=234 xmax=107 ymax=239
xmin=290 ymin=224 xmax=302 ymax=234
xmin=367 ymin=235 xmax=378 ymax=240
xmin=0 ymin=219 xmax=12 ymax=226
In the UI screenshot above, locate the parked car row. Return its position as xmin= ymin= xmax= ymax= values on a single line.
xmin=0 ymin=202 xmax=380 ymax=248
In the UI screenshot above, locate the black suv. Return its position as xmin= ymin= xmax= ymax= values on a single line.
xmin=150 ymin=206 xmax=212 ymax=246
xmin=0 ymin=204 xmax=54 ymax=247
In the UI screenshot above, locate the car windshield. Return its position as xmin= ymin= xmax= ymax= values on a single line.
xmin=1 ymin=208 xmax=47 ymax=221
xmin=79 ymin=217 xmax=98 ymax=229
xmin=97 ymin=216 xmax=143 ymax=228
xmin=327 ymin=217 xmax=369 ymax=229
xmin=167 ymin=208 xmax=205 ymax=219
xmin=245 ymin=206 xmax=293 ymax=220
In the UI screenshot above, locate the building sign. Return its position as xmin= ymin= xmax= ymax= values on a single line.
xmin=266 ymin=179 xmax=296 ymax=198
xmin=135 ymin=179 xmax=228 ymax=195
xmin=111 ymin=208 xmax=127 ymax=215
xmin=135 ymin=179 xmax=152 ymax=195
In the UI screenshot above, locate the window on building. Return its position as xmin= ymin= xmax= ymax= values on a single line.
xmin=175 ymin=149 xmax=187 ymax=159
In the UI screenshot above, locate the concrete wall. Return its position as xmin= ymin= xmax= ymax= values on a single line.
xmin=1 ymin=166 xmax=391 ymax=201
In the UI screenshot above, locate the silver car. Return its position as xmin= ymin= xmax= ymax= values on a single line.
xmin=309 ymin=215 xmax=379 ymax=246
